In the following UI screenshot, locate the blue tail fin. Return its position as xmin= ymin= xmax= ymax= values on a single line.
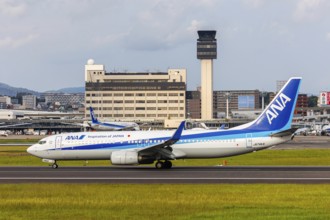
xmin=247 ymin=77 xmax=302 ymax=131
xmin=89 ymin=106 xmax=98 ymax=123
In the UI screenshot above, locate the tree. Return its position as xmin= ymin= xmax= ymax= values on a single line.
xmin=308 ymin=95 xmax=318 ymax=107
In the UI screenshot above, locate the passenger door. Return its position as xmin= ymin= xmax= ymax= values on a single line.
xmin=246 ymin=133 xmax=253 ymax=148
xmin=55 ymin=136 xmax=62 ymax=150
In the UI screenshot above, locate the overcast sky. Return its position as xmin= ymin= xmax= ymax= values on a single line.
xmin=1 ymin=0 xmax=329 ymax=94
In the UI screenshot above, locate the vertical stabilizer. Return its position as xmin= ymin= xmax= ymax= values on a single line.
xmin=244 ymin=77 xmax=302 ymax=131
xmin=89 ymin=106 xmax=98 ymax=123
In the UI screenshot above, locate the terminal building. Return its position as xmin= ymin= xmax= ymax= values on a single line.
xmin=186 ymin=89 xmax=261 ymax=119
xmin=84 ymin=59 xmax=186 ymax=122
xmin=213 ymin=90 xmax=261 ymax=118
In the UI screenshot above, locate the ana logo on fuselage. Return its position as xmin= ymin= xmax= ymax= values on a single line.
xmin=65 ymin=135 xmax=86 ymax=140
xmin=266 ymin=93 xmax=291 ymax=125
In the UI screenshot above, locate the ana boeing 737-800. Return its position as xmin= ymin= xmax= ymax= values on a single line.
xmin=27 ymin=77 xmax=302 ymax=169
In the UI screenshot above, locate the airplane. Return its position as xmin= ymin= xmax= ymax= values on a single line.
xmin=27 ymin=77 xmax=302 ymax=169
xmin=87 ymin=106 xmax=140 ymax=131
xmin=294 ymin=127 xmax=310 ymax=136
xmin=0 ymin=130 xmax=9 ymax=137
xmin=60 ymin=106 xmax=140 ymax=131
xmin=321 ymin=125 xmax=330 ymax=136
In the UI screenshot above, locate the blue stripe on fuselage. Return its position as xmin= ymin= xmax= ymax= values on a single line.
xmin=57 ymin=129 xmax=278 ymax=151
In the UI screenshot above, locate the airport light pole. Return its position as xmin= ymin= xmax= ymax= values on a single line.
xmin=225 ymin=92 xmax=231 ymax=120
xmin=261 ymin=91 xmax=267 ymax=110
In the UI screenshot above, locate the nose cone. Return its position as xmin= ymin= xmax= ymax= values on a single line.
xmin=26 ymin=145 xmax=33 ymax=154
xmin=27 ymin=144 xmax=38 ymax=156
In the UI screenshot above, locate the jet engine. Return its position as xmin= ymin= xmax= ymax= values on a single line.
xmin=110 ymin=151 xmax=155 ymax=165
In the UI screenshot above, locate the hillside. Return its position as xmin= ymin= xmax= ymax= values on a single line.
xmin=0 ymin=82 xmax=39 ymax=97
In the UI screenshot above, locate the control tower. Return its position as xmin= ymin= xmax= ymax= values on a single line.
xmin=197 ymin=30 xmax=217 ymax=120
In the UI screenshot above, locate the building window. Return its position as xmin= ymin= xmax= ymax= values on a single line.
xmin=103 ymin=107 xmax=112 ymax=110
xmin=136 ymin=93 xmax=145 ymax=96
xmin=147 ymin=107 xmax=156 ymax=110
xmin=238 ymin=95 xmax=255 ymax=109
xmin=136 ymin=100 xmax=145 ymax=103
xmin=147 ymin=100 xmax=156 ymax=103
xmin=114 ymin=93 xmax=123 ymax=97
xmin=125 ymin=100 xmax=134 ymax=103
xmin=136 ymin=114 xmax=145 ymax=117
xmin=158 ymin=100 xmax=167 ymax=103
xmin=147 ymin=93 xmax=156 ymax=96
xmin=114 ymin=100 xmax=123 ymax=103
xmin=136 ymin=107 xmax=145 ymax=110
xmin=158 ymin=93 xmax=167 ymax=96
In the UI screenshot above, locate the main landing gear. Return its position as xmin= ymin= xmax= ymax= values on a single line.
xmin=52 ymin=162 xmax=58 ymax=169
xmin=155 ymin=160 xmax=172 ymax=169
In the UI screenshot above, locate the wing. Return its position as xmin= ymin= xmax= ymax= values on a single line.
xmin=0 ymin=123 xmax=32 ymax=128
xmin=138 ymin=121 xmax=185 ymax=160
xmin=60 ymin=122 xmax=91 ymax=128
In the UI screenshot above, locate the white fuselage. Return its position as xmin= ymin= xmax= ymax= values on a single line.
xmin=27 ymin=129 xmax=290 ymax=161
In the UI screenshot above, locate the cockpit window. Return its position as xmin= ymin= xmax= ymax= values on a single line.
xmin=38 ymin=141 xmax=47 ymax=145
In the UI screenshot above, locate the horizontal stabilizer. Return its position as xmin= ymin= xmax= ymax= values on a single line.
xmin=270 ymin=128 xmax=298 ymax=137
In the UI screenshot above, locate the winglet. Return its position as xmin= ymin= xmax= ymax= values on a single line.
xmin=171 ymin=121 xmax=185 ymax=141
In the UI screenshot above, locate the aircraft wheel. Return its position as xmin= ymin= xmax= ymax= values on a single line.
xmin=52 ymin=163 xmax=58 ymax=169
xmin=164 ymin=161 xmax=172 ymax=169
xmin=155 ymin=161 xmax=164 ymax=169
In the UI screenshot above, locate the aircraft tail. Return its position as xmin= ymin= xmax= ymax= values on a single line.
xmin=89 ymin=106 xmax=98 ymax=123
xmin=241 ymin=77 xmax=302 ymax=132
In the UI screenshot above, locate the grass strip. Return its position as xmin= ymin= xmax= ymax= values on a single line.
xmin=2 ymin=146 xmax=330 ymax=166
xmin=0 ymin=184 xmax=330 ymax=220
xmin=0 ymin=139 xmax=40 ymax=144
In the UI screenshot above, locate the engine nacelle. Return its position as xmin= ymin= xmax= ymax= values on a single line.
xmin=111 ymin=151 xmax=139 ymax=165
xmin=110 ymin=151 xmax=156 ymax=165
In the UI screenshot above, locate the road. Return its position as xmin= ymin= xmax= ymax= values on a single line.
xmin=1 ymin=166 xmax=330 ymax=184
